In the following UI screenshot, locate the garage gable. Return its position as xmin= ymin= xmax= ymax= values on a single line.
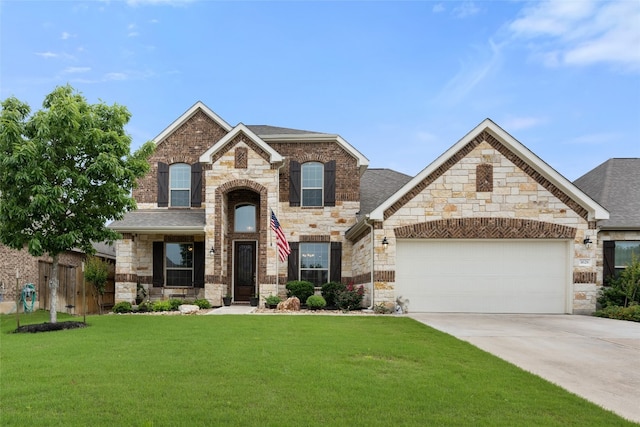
xmin=369 ymin=119 xmax=608 ymax=223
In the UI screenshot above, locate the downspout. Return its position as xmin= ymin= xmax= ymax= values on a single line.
xmin=365 ymin=215 xmax=375 ymax=310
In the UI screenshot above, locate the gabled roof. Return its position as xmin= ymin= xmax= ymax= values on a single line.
xmin=153 ymin=101 xmax=232 ymax=144
xmin=198 ymin=123 xmax=284 ymax=164
xmin=255 ymin=129 xmax=370 ymax=176
xmin=368 ymin=118 xmax=609 ymax=222
xmin=574 ymin=158 xmax=640 ymax=229
xmin=109 ymin=210 xmax=206 ymax=234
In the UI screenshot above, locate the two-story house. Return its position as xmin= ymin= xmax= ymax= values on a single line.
xmin=109 ymin=102 xmax=609 ymax=314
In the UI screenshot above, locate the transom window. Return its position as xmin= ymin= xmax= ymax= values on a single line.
xmin=169 ymin=163 xmax=191 ymax=207
xmin=235 ymin=204 xmax=256 ymax=232
xmin=300 ymin=242 xmax=328 ymax=286
xmin=615 ymin=241 xmax=640 ymax=269
xmin=165 ymin=243 xmax=193 ymax=286
xmin=301 ymin=162 xmax=323 ymax=207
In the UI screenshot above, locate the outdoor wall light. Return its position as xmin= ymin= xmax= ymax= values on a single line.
xmin=583 ymin=237 xmax=592 ymax=249
xmin=209 ymin=247 xmax=215 ymax=256
xmin=382 ymin=237 xmax=389 ymax=248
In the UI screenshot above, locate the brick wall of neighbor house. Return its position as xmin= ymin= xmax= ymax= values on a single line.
xmin=0 ymin=244 xmax=85 ymax=314
xmin=367 ymin=138 xmax=598 ymax=313
xmin=134 ymin=110 xmax=229 ymax=208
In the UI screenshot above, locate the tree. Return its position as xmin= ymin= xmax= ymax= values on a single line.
xmin=84 ymin=256 xmax=109 ymax=315
xmin=0 ymin=85 xmax=154 ymax=323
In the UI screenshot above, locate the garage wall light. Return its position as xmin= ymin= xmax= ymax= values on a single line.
xmin=209 ymin=247 xmax=215 ymax=256
xmin=583 ymin=237 xmax=592 ymax=249
xmin=382 ymin=237 xmax=389 ymax=249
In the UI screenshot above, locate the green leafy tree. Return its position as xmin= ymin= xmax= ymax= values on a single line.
xmin=0 ymin=85 xmax=154 ymax=323
xmin=84 ymin=256 xmax=109 ymax=315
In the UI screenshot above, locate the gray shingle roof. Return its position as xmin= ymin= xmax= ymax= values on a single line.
xmin=108 ymin=210 xmax=206 ymax=232
xmin=359 ymin=168 xmax=413 ymax=217
xmin=247 ymin=125 xmax=328 ymax=136
xmin=573 ymin=158 xmax=640 ymax=229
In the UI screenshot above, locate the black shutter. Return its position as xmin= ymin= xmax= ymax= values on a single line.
xmin=289 ymin=161 xmax=301 ymax=207
xmin=330 ymin=242 xmax=342 ymax=283
xmin=157 ymin=162 xmax=169 ymax=207
xmin=191 ymin=162 xmax=202 ymax=208
xmin=287 ymin=242 xmax=299 ymax=282
xmin=152 ymin=242 xmax=164 ymax=287
xmin=324 ymin=160 xmax=336 ymax=207
xmin=603 ymin=240 xmax=615 ymax=284
xmin=193 ymin=241 xmax=205 ymax=287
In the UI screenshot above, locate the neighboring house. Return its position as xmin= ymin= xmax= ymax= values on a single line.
xmin=109 ymin=103 xmax=610 ymax=314
xmin=574 ymin=158 xmax=640 ymax=285
xmin=0 ymin=243 xmax=115 ymax=314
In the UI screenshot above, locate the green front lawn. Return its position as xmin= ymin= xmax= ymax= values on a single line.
xmin=0 ymin=311 xmax=634 ymax=426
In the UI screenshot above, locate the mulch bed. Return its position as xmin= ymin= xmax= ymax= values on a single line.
xmin=14 ymin=321 xmax=88 ymax=334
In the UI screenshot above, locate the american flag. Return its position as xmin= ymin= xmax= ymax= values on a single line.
xmin=271 ymin=210 xmax=291 ymax=261
xmin=270 ymin=210 xmax=291 ymax=262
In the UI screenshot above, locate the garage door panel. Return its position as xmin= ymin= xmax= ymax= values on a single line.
xmin=396 ymin=239 xmax=568 ymax=313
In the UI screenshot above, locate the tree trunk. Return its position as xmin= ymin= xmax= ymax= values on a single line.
xmin=49 ymin=253 xmax=59 ymax=323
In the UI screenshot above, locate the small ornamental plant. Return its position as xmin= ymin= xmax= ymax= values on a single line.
xmin=336 ymin=284 xmax=365 ymax=311
xmin=306 ymin=295 xmax=327 ymax=310
xmin=112 ymin=301 xmax=133 ymax=314
xmin=193 ymin=299 xmax=212 ymax=309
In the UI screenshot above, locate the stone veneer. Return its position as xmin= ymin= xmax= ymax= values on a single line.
xmin=355 ymin=134 xmax=599 ymax=314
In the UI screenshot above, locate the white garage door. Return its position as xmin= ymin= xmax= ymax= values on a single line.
xmin=395 ymin=239 xmax=570 ymax=313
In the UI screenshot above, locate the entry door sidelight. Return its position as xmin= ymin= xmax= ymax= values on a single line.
xmin=234 ymin=241 xmax=256 ymax=302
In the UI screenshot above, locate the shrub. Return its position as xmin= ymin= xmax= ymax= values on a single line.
xmin=336 ymin=284 xmax=365 ymax=311
xmin=168 ymin=298 xmax=183 ymax=311
xmin=598 ymin=256 xmax=640 ymax=309
xmin=265 ymin=294 xmax=281 ymax=306
xmin=593 ymin=304 xmax=640 ymax=322
xmin=321 ymin=281 xmax=346 ymax=307
xmin=112 ymin=301 xmax=132 ymax=314
xmin=286 ymin=281 xmax=315 ymax=304
xmin=306 ymin=295 xmax=326 ymax=310
xmin=373 ymin=302 xmax=393 ymax=314
xmin=153 ymin=300 xmax=171 ymax=312
xmin=193 ymin=299 xmax=211 ymax=309
xmin=137 ymin=301 xmax=153 ymax=313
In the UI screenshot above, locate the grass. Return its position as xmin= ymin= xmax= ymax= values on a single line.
xmin=0 ymin=310 xmax=635 ymax=427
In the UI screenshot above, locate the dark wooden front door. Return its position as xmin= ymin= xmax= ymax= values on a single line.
xmin=234 ymin=241 xmax=256 ymax=302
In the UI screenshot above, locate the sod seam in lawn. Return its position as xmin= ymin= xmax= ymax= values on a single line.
xmin=1 ymin=311 xmax=635 ymax=427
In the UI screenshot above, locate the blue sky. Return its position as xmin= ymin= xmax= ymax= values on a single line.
xmin=1 ymin=0 xmax=639 ymax=180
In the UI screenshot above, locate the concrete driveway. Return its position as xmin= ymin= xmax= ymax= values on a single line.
xmin=408 ymin=313 xmax=640 ymax=424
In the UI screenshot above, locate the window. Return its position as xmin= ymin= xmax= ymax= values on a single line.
xmin=300 ymin=243 xmax=328 ymax=286
xmin=235 ymin=204 xmax=256 ymax=232
xmin=301 ymin=162 xmax=323 ymax=207
xmin=165 ymin=243 xmax=193 ymax=286
xmin=169 ymin=163 xmax=191 ymax=207
xmin=615 ymin=241 xmax=640 ymax=269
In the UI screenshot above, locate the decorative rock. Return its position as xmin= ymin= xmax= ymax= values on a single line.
xmin=178 ymin=304 xmax=200 ymax=314
xmin=277 ymin=297 xmax=300 ymax=311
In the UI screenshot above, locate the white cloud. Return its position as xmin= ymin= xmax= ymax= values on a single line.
xmin=105 ymin=72 xmax=128 ymax=81
xmin=432 ymin=3 xmax=445 ymax=14
xmin=508 ymin=0 xmax=640 ymax=72
xmin=452 ymin=1 xmax=480 ymax=19
xmin=35 ymin=51 xmax=75 ymax=60
xmin=565 ymin=132 xmax=622 ymax=145
xmin=126 ymin=0 xmax=194 ymax=6
xmin=63 ymin=67 xmax=91 ymax=74
xmin=61 ymin=32 xmax=74 ymax=40
xmin=436 ymin=38 xmax=504 ymax=107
